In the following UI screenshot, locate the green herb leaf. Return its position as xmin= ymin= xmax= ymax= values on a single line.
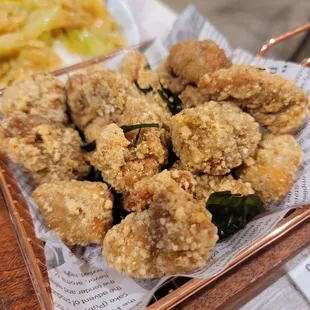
xmin=144 ymin=64 xmax=151 ymax=70
xmin=82 ymin=166 xmax=103 ymax=182
xmin=207 ymin=191 xmax=264 ymax=239
xmin=134 ymin=128 xmax=141 ymax=145
xmin=158 ymin=82 xmax=182 ymax=115
xmin=134 ymin=80 xmax=153 ymax=93
xmin=256 ymin=67 xmax=266 ymax=71
xmin=80 ymin=140 xmax=96 ymax=152
xmin=120 ymin=123 xmax=159 ymax=133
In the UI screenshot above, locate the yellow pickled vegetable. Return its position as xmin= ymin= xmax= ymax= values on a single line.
xmin=0 ymin=0 xmax=124 ymax=87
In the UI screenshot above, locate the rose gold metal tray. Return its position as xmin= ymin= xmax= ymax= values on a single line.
xmin=0 ymin=23 xmax=309 ymax=310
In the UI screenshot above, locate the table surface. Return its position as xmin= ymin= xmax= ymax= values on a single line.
xmin=1 ymin=185 xmax=310 ymax=310
xmin=0 ymin=191 xmax=40 ymax=310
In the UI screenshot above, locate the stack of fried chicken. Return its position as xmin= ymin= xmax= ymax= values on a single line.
xmin=0 ymin=39 xmax=307 ymax=278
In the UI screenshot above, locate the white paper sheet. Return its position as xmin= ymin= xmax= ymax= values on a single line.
xmin=5 ymin=4 xmax=310 ymax=310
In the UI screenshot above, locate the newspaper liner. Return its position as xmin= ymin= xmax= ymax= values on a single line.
xmin=6 ymin=5 xmax=310 ymax=310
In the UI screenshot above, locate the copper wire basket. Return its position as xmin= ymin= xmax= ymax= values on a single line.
xmin=0 ymin=23 xmax=310 ymax=310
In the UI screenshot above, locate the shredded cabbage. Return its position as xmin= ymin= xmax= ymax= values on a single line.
xmin=0 ymin=0 xmax=124 ymax=86
xmin=60 ymin=28 xmax=124 ymax=56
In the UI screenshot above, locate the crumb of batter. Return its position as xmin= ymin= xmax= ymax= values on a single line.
xmin=33 ymin=180 xmax=113 ymax=246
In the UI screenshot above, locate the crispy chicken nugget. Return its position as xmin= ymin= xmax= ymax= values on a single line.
xmin=179 ymin=85 xmax=210 ymax=109
xmin=84 ymin=117 xmax=111 ymax=142
xmin=33 ymin=181 xmax=113 ymax=246
xmin=103 ymin=180 xmax=218 ymax=278
xmin=123 ymin=169 xmax=196 ymax=212
xmin=119 ymin=50 xmax=159 ymax=90
xmin=157 ymin=59 xmax=188 ymax=94
xmin=0 ymin=113 xmax=89 ymax=184
xmin=86 ymin=123 xmax=168 ymax=194
xmin=119 ymin=52 xmax=172 ymax=128
xmin=240 ymin=134 xmax=303 ymax=203
xmin=84 ymin=96 xmax=171 ymax=142
xmin=194 ymin=174 xmax=254 ymax=203
xmin=66 ymin=65 xmax=140 ymax=130
xmin=119 ymin=96 xmax=170 ymax=142
xmin=171 ymin=162 xmax=254 ymax=203
xmin=199 ymin=64 xmax=309 ymax=134
xmin=170 ymin=102 xmax=261 ymax=175
xmin=1 ymin=74 xmax=67 ymax=124
xmin=168 ymin=39 xmax=232 ymax=85
xmin=119 ymin=50 xmax=150 ymax=83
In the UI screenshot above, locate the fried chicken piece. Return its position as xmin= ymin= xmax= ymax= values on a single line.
xmin=170 ymin=162 xmax=254 ymax=203
xmin=194 ymin=174 xmax=254 ymax=203
xmin=33 ymin=181 xmax=113 ymax=246
xmin=66 ymin=65 xmax=140 ymax=130
xmin=119 ymin=96 xmax=170 ymax=142
xmin=119 ymin=50 xmax=159 ymax=89
xmin=144 ymin=91 xmax=172 ymax=130
xmin=179 ymin=85 xmax=210 ymax=109
xmin=119 ymin=50 xmax=150 ymax=83
xmin=83 ymin=96 xmax=170 ymax=143
xmin=157 ymin=59 xmax=187 ymax=94
xmin=103 ymin=180 xmax=218 ymax=278
xmin=67 ymin=64 xmax=171 ymax=133
xmin=123 ymin=91 xmax=171 ymax=130
xmin=86 ymin=123 xmax=168 ymax=194
xmin=84 ymin=117 xmax=110 ymax=142
xmin=1 ymin=74 xmax=67 ymax=124
xmin=239 ymin=134 xmax=303 ymax=203
xmin=0 ymin=113 xmax=89 ymax=184
xmin=123 ymin=169 xmax=196 ymax=212
xmin=168 ymin=39 xmax=231 ymax=85
xmin=170 ymin=102 xmax=261 ymax=175
xmin=199 ymin=64 xmax=309 ymax=134
xmin=119 ymin=52 xmax=172 ymax=128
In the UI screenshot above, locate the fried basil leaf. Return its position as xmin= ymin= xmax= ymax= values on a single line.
xmin=82 ymin=166 xmax=103 ymax=182
xmin=80 ymin=140 xmax=96 ymax=152
xmin=120 ymin=123 xmax=159 ymax=133
xmin=158 ymin=82 xmax=182 ymax=115
xmin=207 ymin=191 xmax=264 ymax=239
xmin=134 ymin=80 xmax=153 ymax=93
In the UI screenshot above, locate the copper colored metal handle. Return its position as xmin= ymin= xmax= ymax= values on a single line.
xmin=301 ymin=57 xmax=310 ymax=67
xmin=258 ymin=22 xmax=310 ymax=66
